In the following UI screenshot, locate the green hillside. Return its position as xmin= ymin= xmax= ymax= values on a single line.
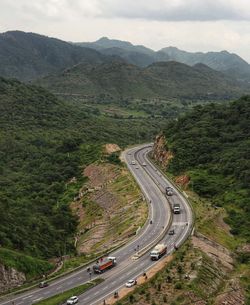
xmin=0 ymin=77 xmax=165 ymax=263
xmin=163 ymin=96 xmax=250 ymax=241
xmin=159 ymin=47 xmax=250 ymax=82
xmin=37 ymin=60 xmax=246 ymax=101
xmin=76 ymin=37 xmax=250 ymax=81
xmin=0 ymin=31 xmax=108 ymax=81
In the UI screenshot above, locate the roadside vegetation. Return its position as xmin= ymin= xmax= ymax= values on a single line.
xmin=114 ymin=96 xmax=250 ymax=304
xmin=0 ymin=77 xmax=165 ymax=284
xmin=164 ymin=96 xmax=250 ymax=242
xmin=34 ymin=278 xmax=103 ymax=305
xmin=0 ymin=248 xmax=53 ymax=280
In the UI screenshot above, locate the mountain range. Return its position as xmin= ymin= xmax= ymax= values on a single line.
xmin=0 ymin=31 xmax=250 ymax=84
xmin=36 ymin=59 xmax=246 ymax=100
xmin=0 ymin=31 xmax=109 ymax=81
xmin=0 ymin=31 xmax=249 ymax=100
xmin=77 ymin=37 xmax=250 ymax=82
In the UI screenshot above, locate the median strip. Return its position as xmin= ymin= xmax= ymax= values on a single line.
xmin=33 ymin=278 xmax=104 ymax=305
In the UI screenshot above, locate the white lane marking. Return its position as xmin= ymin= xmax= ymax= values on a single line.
xmin=22 ymin=295 xmax=33 ymax=299
xmin=33 ymin=298 xmax=42 ymax=302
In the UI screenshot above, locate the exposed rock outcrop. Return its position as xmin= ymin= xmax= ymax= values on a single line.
xmin=0 ymin=264 xmax=26 ymax=293
xmin=152 ymin=133 xmax=173 ymax=168
xmin=105 ymin=144 xmax=121 ymax=154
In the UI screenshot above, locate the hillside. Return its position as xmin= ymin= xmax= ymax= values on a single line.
xmin=76 ymin=36 xmax=154 ymax=56
xmin=1 ymin=31 xmax=249 ymax=83
xmin=76 ymin=37 xmax=250 ymax=81
xmin=159 ymin=47 xmax=250 ymax=82
xmin=157 ymin=96 xmax=250 ymax=241
xmin=0 ymin=76 xmax=165 ymax=262
xmin=0 ymin=31 xmax=109 ymax=81
xmin=37 ymin=60 xmax=246 ymax=101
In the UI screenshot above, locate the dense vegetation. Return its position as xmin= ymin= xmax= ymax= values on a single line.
xmin=0 ymin=77 xmax=165 ymax=262
xmin=78 ymin=37 xmax=250 ymax=82
xmin=164 ymin=96 xmax=250 ymax=241
xmin=0 ymin=31 xmax=108 ymax=81
xmin=0 ymin=248 xmax=53 ymax=280
xmin=1 ymin=31 xmax=249 ymax=84
xmin=37 ymin=60 xmax=246 ymax=101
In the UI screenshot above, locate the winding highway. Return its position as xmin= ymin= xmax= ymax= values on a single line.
xmin=0 ymin=144 xmax=193 ymax=305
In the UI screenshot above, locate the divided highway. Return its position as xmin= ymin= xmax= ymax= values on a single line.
xmin=0 ymin=144 xmax=193 ymax=305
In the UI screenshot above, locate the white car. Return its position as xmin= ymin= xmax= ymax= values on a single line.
xmin=66 ymin=296 xmax=79 ymax=304
xmin=142 ymin=162 xmax=147 ymax=166
xmin=126 ymin=279 xmax=137 ymax=287
xmin=131 ymin=161 xmax=136 ymax=165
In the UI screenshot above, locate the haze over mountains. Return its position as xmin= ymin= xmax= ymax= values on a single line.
xmin=0 ymin=31 xmax=249 ymax=101
xmin=0 ymin=31 xmax=109 ymax=81
xmin=77 ymin=37 xmax=250 ymax=82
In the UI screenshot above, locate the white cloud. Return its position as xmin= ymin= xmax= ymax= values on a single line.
xmin=0 ymin=0 xmax=249 ymax=62
xmin=69 ymin=0 xmax=250 ymax=21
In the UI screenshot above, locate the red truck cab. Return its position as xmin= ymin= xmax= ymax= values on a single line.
xmin=93 ymin=257 xmax=117 ymax=274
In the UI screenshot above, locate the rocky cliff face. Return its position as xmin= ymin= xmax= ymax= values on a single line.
xmin=0 ymin=264 xmax=26 ymax=293
xmin=152 ymin=134 xmax=173 ymax=168
xmin=152 ymin=134 xmax=190 ymax=188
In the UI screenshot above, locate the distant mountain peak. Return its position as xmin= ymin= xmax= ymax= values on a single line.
xmin=96 ymin=36 xmax=109 ymax=42
xmin=94 ymin=36 xmax=133 ymax=48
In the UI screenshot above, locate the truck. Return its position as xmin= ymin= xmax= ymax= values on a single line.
xmin=93 ymin=256 xmax=116 ymax=274
xmin=173 ymin=203 xmax=181 ymax=214
xmin=150 ymin=244 xmax=167 ymax=260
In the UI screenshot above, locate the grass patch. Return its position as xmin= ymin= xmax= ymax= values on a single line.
xmin=188 ymin=192 xmax=242 ymax=250
xmin=0 ymin=248 xmax=53 ymax=280
xmin=34 ymin=278 xmax=104 ymax=305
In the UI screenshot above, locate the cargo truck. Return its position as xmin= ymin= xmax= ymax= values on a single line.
xmin=150 ymin=244 xmax=167 ymax=260
xmin=173 ymin=203 xmax=181 ymax=214
xmin=93 ymin=257 xmax=116 ymax=274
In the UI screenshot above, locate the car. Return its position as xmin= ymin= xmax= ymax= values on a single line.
xmin=169 ymin=229 xmax=175 ymax=235
xmin=166 ymin=186 xmax=173 ymax=196
xmin=39 ymin=281 xmax=49 ymax=288
xmin=66 ymin=296 xmax=79 ymax=304
xmin=142 ymin=162 xmax=147 ymax=166
xmin=126 ymin=279 xmax=137 ymax=287
xmin=131 ymin=161 xmax=136 ymax=165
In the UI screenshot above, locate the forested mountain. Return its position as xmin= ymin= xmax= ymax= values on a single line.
xmin=76 ymin=37 xmax=250 ymax=81
xmin=76 ymin=36 xmax=154 ymax=56
xmin=162 ymin=96 xmax=250 ymax=241
xmin=159 ymin=47 xmax=250 ymax=82
xmin=37 ymin=60 xmax=246 ymax=101
xmin=0 ymin=31 xmax=109 ymax=81
xmin=1 ymin=31 xmax=249 ymax=83
xmin=0 ymin=76 xmax=164 ymax=262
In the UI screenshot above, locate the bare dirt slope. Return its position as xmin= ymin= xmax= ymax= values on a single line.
xmin=71 ymin=161 xmax=147 ymax=255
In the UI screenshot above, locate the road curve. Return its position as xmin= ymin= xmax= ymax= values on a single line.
xmin=0 ymin=144 xmax=193 ymax=305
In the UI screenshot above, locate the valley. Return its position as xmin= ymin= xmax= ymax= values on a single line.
xmin=0 ymin=28 xmax=249 ymax=305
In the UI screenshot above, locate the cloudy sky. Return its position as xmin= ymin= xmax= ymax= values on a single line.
xmin=1 ymin=0 xmax=250 ymax=62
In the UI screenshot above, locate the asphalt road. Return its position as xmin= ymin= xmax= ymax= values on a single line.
xmin=0 ymin=144 xmax=193 ymax=305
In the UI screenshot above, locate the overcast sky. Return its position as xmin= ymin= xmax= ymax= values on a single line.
xmin=1 ymin=0 xmax=249 ymax=62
